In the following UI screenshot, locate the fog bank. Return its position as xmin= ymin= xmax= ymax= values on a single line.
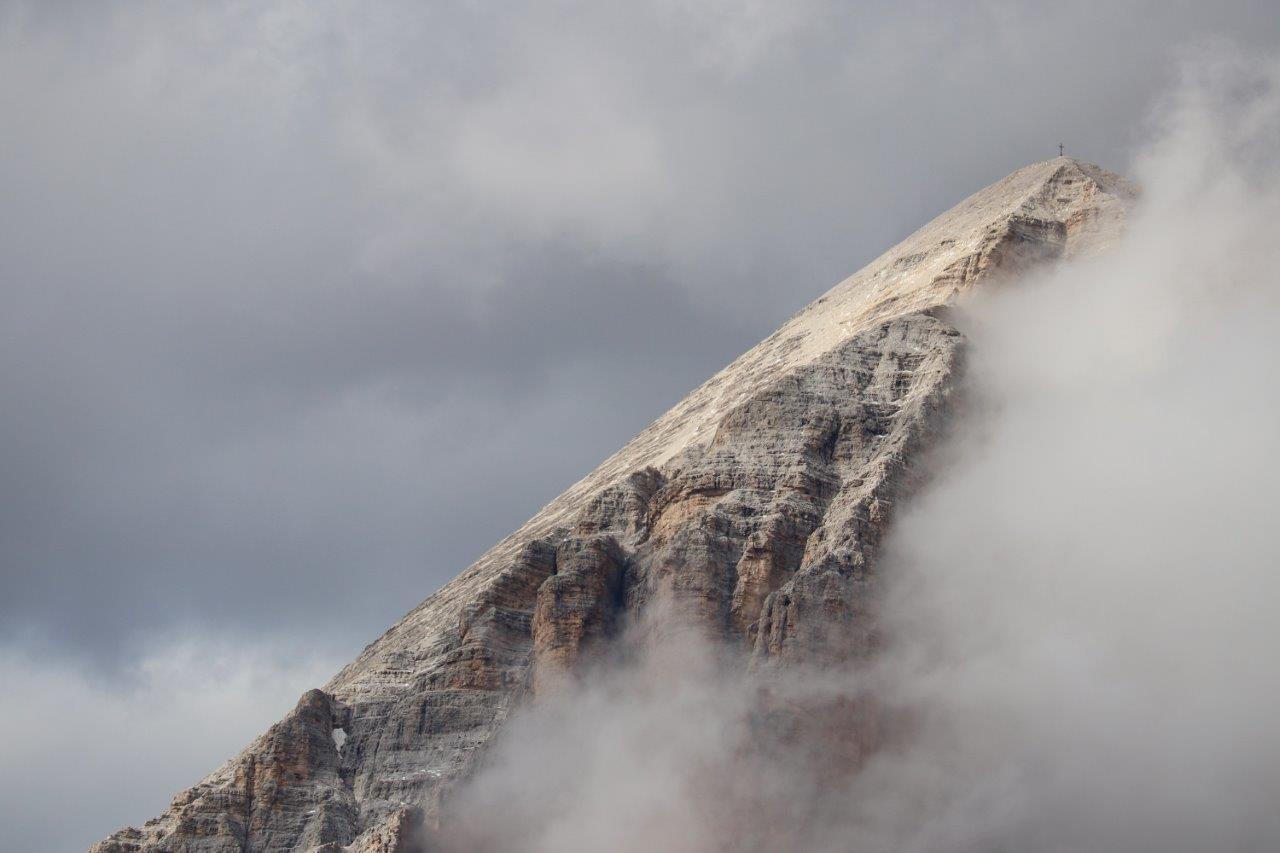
xmin=853 ymin=47 xmax=1280 ymax=852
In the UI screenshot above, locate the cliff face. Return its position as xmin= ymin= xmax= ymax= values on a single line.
xmin=93 ymin=158 xmax=1135 ymax=853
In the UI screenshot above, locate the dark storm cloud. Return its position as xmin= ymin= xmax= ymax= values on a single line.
xmin=3 ymin=0 xmax=1279 ymax=658
xmin=2 ymin=3 xmax=1280 ymax=848
xmin=1 ymin=227 xmax=755 ymax=666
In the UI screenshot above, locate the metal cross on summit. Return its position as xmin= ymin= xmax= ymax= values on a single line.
xmin=1059 ymin=143 xmax=1065 ymax=157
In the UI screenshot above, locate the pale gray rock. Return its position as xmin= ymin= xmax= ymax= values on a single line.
xmin=92 ymin=158 xmax=1135 ymax=852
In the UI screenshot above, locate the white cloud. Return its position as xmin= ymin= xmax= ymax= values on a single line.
xmin=0 ymin=639 xmax=341 ymax=853
xmin=652 ymin=0 xmax=826 ymax=75
xmin=851 ymin=47 xmax=1280 ymax=852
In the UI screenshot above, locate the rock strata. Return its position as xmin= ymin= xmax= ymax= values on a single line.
xmin=92 ymin=158 xmax=1135 ymax=852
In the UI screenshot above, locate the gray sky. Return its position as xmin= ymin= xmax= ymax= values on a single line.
xmin=3 ymin=2 xmax=1280 ymax=850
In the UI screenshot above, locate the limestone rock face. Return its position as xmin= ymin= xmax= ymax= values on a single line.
xmin=93 ymin=158 xmax=1135 ymax=852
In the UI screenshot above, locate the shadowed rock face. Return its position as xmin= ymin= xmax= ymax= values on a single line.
xmin=92 ymin=159 xmax=1135 ymax=852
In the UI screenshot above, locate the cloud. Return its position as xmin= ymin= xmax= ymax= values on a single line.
xmin=651 ymin=0 xmax=826 ymax=75
xmin=0 ymin=638 xmax=342 ymax=853
xmin=440 ymin=620 xmax=759 ymax=852
xmin=836 ymin=45 xmax=1280 ymax=851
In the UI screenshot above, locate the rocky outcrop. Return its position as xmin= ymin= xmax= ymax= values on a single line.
xmin=93 ymin=158 xmax=1135 ymax=851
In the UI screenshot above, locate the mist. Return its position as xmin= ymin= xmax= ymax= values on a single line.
xmin=848 ymin=47 xmax=1280 ymax=852
xmin=438 ymin=48 xmax=1280 ymax=852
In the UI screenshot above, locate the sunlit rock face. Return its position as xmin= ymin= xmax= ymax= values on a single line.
xmin=92 ymin=158 xmax=1135 ymax=853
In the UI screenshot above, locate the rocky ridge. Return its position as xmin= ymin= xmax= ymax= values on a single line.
xmin=93 ymin=157 xmax=1135 ymax=852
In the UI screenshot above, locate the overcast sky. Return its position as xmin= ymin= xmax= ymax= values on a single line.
xmin=4 ymin=2 xmax=1280 ymax=850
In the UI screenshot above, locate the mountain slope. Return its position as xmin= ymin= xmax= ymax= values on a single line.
xmin=93 ymin=157 xmax=1135 ymax=853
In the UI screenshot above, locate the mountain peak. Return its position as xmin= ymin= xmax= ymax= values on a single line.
xmin=94 ymin=163 xmax=1138 ymax=852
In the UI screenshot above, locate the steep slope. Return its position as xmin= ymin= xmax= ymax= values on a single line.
xmin=94 ymin=158 xmax=1135 ymax=853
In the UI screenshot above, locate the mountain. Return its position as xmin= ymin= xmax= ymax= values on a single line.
xmin=93 ymin=157 xmax=1136 ymax=852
